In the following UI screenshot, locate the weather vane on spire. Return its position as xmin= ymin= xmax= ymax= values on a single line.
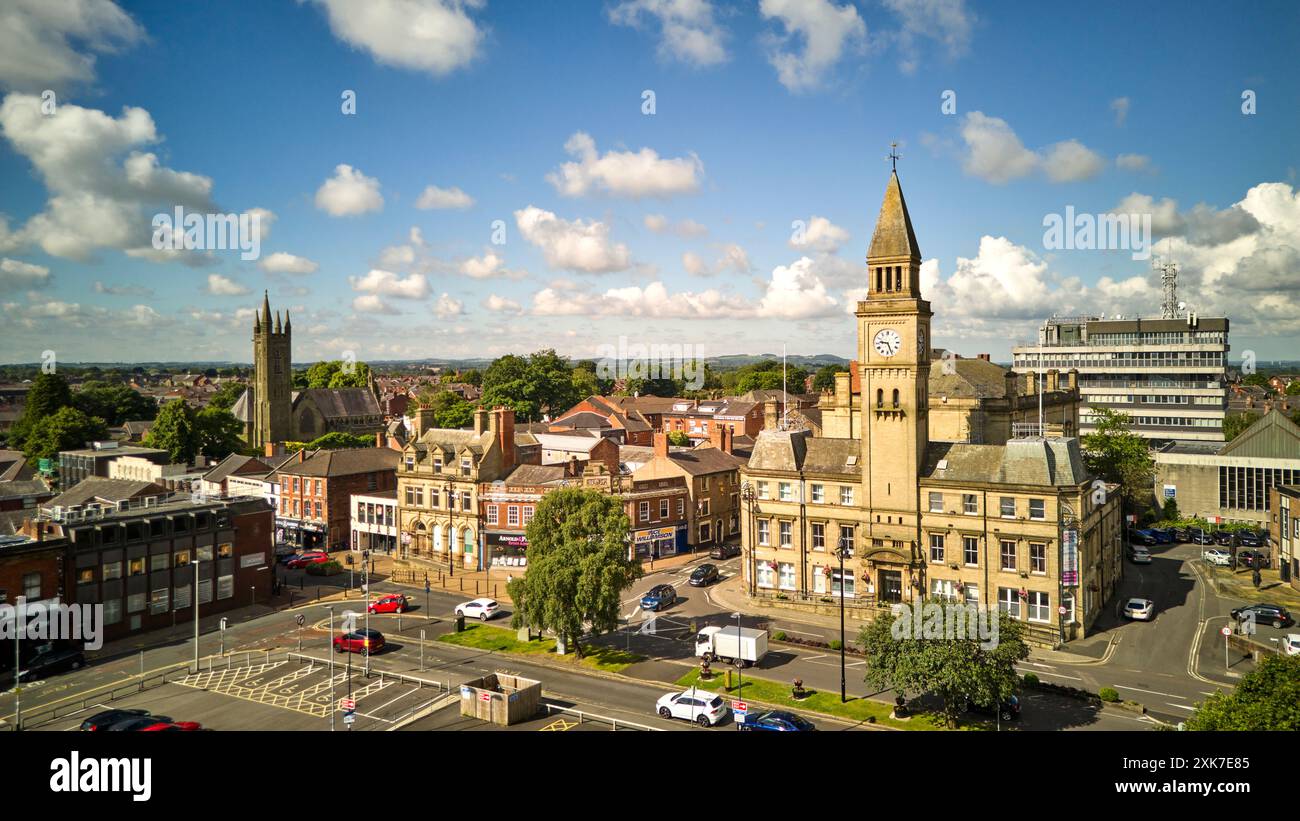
xmin=888 ymin=141 xmax=901 ymax=171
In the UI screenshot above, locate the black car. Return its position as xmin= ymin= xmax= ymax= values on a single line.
xmin=689 ymin=563 xmax=720 ymax=587
xmin=18 ymin=647 xmax=86 ymax=683
xmin=738 ymin=709 xmax=818 ymax=731
xmin=1132 ymin=531 xmax=1157 ymax=546
xmin=1214 ymin=531 xmax=1236 ymax=546
xmin=966 ymin=694 xmax=1020 ymax=722
xmin=708 ymin=543 xmax=741 ymax=560
xmin=1238 ymin=550 xmax=1270 ymax=569
xmin=1170 ymin=527 xmax=1190 ymax=542
xmin=80 ymin=708 xmax=152 ymax=731
xmin=1237 ymin=531 xmax=1262 ymax=547
xmin=1189 ymin=530 xmax=1215 ymax=545
xmin=1230 ymin=603 xmax=1293 ymax=629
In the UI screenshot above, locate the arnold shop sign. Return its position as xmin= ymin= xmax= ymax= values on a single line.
xmin=486 ymin=531 xmax=529 ymax=557
xmin=631 ymin=525 xmax=686 ymax=558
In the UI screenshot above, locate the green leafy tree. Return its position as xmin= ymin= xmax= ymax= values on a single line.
xmin=1081 ymin=408 xmax=1154 ymax=513
xmin=425 ymin=390 xmax=476 ymax=428
xmin=507 ymin=488 xmax=642 ymax=658
xmin=194 ymin=406 xmax=245 ymax=461
xmin=328 ymin=361 xmax=371 ymax=388
xmin=1240 ymin=373 xmax=1269 ymax=388
xmin=460 ymin=368 xmax=483 ymax=387
xmin=733 ymin=360 xmax=810 ymax=394
xmin=1184 ymin=655 xmax=1300 ymax=730
xmin=666 ymin=430 xmax=691 ymax=447
xmin=208 ymin=382 xmax=247 ymax=411
xmin=1161 ymin=496 xmax=1179 ymax=523
xmin=1286 ymin=382 xmax=1300 ymax=396
xmin=145 ymin=401 xmax=200 ymax=464
xmin=859 ymin=602 xmax=1029 ymax=728
xmin=72 ymin=382 xmax=157 ymax=425
xmin=812 ymin=365 xmax=842 ymax=393
xmin=23 ymin=407 xmax=108 ymax=463
xmin=302 ymin=432 xmax=374 ymax=449
xmin=10 ymin=372 xmax=74 ymax=449
xmin=1222 ymin=413 xmax=1257 ymax=442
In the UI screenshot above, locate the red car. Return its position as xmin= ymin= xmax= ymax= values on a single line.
xmin=368 ymin=594 xmax=409 ymax=614
xmin=334 ymin=628 xmax=385 ymax=654
xmin=286 ymin=551 xmax=329 ymax=569
xmin=139 ymin=721 xmax=202 ymax=732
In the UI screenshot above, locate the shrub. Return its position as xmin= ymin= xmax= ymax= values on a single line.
xmin=306 ymin=560 xmax=343 ymax=577
xmin=772 ymin=630 xmax=787 ymax=642
xmin=828 ymin=639 xmax=843 ymax=650
xmin=1023 ymin=672 xmax=1039 ymax=686
xmin=1099 ymin=687 xmax=1120 ymax=703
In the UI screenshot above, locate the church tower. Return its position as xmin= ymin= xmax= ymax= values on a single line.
xmin=856 ymin=169 xmax=932 ymax=557
xmin=250 ymin=291 xmax=293 ymax=448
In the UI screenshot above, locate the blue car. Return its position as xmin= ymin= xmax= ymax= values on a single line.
xmin=738 ymin=710 xmax=818 ymax=731
xmin=640 ymin=584 xmax=677 ymax=611
xmin=1148 ymin=528 xmax=1173 ymax=544
xmin=1132 ymin=529 xmax=1157 ymax=546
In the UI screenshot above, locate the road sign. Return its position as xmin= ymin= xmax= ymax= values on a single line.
xmin=295 ymin=614 xmax=305 ymax=626
xmin=1220 ymin=626 xmax=1232 ymax=637
xmin=340 ymin=697 xmax=356 ymax=710
xmin=734 ymin=701 xmax=747 ymax=712
xmin=1058 ymin=606 xmax=1067 ymax=616
xmin=343 ymin=713 xmax=355 ymax=725
xmin=480 ymin=693 xmax=492 ymax=702
xmin=425 ymin=580 xmax=431 ymax=593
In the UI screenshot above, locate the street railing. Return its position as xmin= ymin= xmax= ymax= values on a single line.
xmin=540 ymin=701 xmax=662 ymax=731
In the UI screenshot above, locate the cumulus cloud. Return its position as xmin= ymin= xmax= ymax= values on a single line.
xmin=433 ymin=292 xmax=463 ymax=318
xmin=315 ymin=164 xmax=384 ymax=216
xmin=206 ymin=273 xmax=250 ymax=296
xmin=882 ymin=0 xmax=975 ymax=74
xmin=460 ymin=248 xmax=526 ymax=280
xmin=0 ymin=93 xmax=220 ymax=261
xmin=0 ymin=257 xmax=50 ymax=290
xmin=756 ymin=256 xmax=839 ymax=318
xmin=349 ymin=268 xmax=430 ymax=299
xmin=790 ymin=215 xmax=849 ymax=253
xmin=260 ymin=252 xmax=319 ymax=275
xmin=306 ymin=0 xmax=485 ymax=77
xmin=352 ymin=294 xmax=400 ymax=314
xmin=0 ymin=0 xmax=144 ymax=92
xmin=1111 ymin=192 xmax=1261 ymax=245
xmin=960 ymin=112 xmax=1106 ymax=184
xmin=514 ymin=205 xmax=631 ymax=273
xmin=683 ymin=243 xmax=751 ymax=277
xmin=1115 ymin=153 xmax=1152 ymax=173
xmin=759 ymin=0 xmax=865 ymax=92
xmin=415 ymin=184 xmax=474 ymax=209
xmin=547 ymin=132 xmax=703 ymax=198
xmin=94 ymin=280 xmax=152 ymax=296
xmin=482 ymin=293 xmax=523 ymax=314
xmin=607 ymin=0 xmax=728 ymax=67
xmin=532 ymin=279 xmax=753 ymax=319
xmin=644 ymin=214 xmax=708 ymax=237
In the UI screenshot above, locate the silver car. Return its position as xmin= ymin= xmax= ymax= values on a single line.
xmin=1123 ymin=598 xmax=1155 ymax=621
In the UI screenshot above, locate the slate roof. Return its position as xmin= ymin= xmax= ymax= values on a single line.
xmin=0 ymin=479 xmax=52 ymax=501
xmin=276 ymin=447 xmax=399 ymax=477
xmin=868 ymin=170 xmax=921 ymax=260
xmin=296 ymin=388 xmax=382 ymax=418
xmin=0 ymin=449 xmax=33 ymax=482
xmin=503 ymin=463 xmax=572 ymax=487
xmin=921 ymin=438 xmax=1090 ymax=487
xmin=202 ymin=453 xmax=271 ymax=484
xmin=49 ymin=478 xmax=166 ymax=507
xmin=1218 ymin=408 xmax=1300 ymax=459
xmin=666 ymin=446 xmax=746 ymax=476
xmin=928 ymin=358 xmax=1016 ymax=399
xmin=746 ymin=430 xmax=860 ymax=477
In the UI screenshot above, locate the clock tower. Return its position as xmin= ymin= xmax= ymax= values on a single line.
xmin=856 ymin=170 xmax=932 ymax=556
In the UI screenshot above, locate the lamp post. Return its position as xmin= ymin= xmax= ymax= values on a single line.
xmin=731 ymin=611 xmax=743 ymax=726
xmin=740 ymin=482 xmax=756 ymax=596
xmin=834 ymin=540 xmax=852 ymax=703
xmin=191 ymin=559 xmax=201 ymax=672
xmin=362 ymin=550 xmax=370 ymax=677
xmin=326 ymin=605 xmax=336 ymax=732
xmin=444 ymin=480 xmax=455 ymax=578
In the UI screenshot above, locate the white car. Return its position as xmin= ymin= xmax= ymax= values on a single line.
xmin=1284 ymin=634 xmax=1300 ymax=656
xmin=1130 ymin=550 xmax=1152 ymax=564
xmin=1123 ymin=598 xmax=1155 ymax=621
xmin=1203 ymin=548 xmax=1232 ymax=567
xmin=656 ymin=689 xmax=730 ymax=727
xmin=454 ymin=598 xmax=501 ymax=621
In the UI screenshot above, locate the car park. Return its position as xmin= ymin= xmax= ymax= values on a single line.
xmin=1237 ymin=530 xmax=1262 ymax=547
xmin=1213 ymin=531 xmax=1236 ymax=546
xmin=688 ymin=564 xmax=720 ymax=587
xmin=368 ymin=594 xmax=409 ymax=614
xmin=286 ymin=550 xmax=330 ymax=569
xmin=640 ymin=584 xmax=678 ymax=611
xmin=454 ymin=598 xmax=501 ymax=620
xmin=1202 ymin=548 xmax=1232 ymax=566
xmin=655 ymin=689 xmax=729 ymax=727
xmin=738 ymin=709 xmax=817 ymax=731
xmin=334 ymin=628 xmax=385 ymax=654
xmin=1148 ymin=528 xmax=1173 ymax=544
xmin=17 ymin=646 xmax=86 ymax=682
xmin=80 ymin=709 xmax=153 ymax=731
xmin=1123 ymin=598 xmax=1155 ymax=620
xmin=708 ymin=543 xmax=741 ymax=560
xmin=1230 ymin=603 xmax=1294 ymax=629
xmin=1171 ymin=526 xmax=1190 ymax=542
xmin=965 ymin=694 xmax=1020 ymax=722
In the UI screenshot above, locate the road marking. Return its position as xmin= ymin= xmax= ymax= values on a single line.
xmin=1020 ymin=661 xmax=1057 ymax=670
xmin=541 ymin=718 xmax=577 ymax=732
xmin=1164 ymin=702 xmax=1195 ymax=712
xmin=1015 ymin=667 xmax=1082 ymax=682
xmin=804 ymin=654 xmax=827 ymax=661
xmin=1113 ymin=684 xmax=1185 ymax=699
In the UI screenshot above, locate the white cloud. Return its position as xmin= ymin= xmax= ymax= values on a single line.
xmin=206 ymin=273 xmax=250 ymax=296
xmin=349 ymin=268 xmax=430 ymax=299
xmin=607 ymin=0 xmax=728 ymax=67
xmin=93 ymin=280 xmax=152 ymax=296
xmin=684 ymin=244 xmax=752 ymax=276
xmin=306 ymin=0 xmax=485 ymax=77
xmin=1115 ymin=153 xmax=1152 ymax=172
xmin=756 ymin=256 xmax=839 ymax=318
xmin=1112 ymin=193 xmax=1183 ymax=235
xmin=352 ymin=294 xmax=399 ymax=314
xmin=1041 ymin=139 xmax=1105 ymax=183
xmin=514 ymin=205 xmax=632 ymax=273
xmin=791 ymin=215 xmax=849 ymax=252
xmin=460 ymin=248 xmax=527 ymax=279
xmin=0 ymin=0 xmax=143 ymax=92
xmin=1111 ymin=96 xmax=1130 ymax=126
xmin=0 ymin=93 xmax=219 ymax=261
xmin=532 ymin=280 xmax=753 ymax=319
xmin=433 ymin=292 xmax=464 ymax=318
xmin=314 ymin=164 xmax=384 ymax=216
xmin=759 ymin=0 xmax=865 ymax=92
xmin=644 ymin=213 xmax=708 ymax=237
xmin=260 ymin=252 xmax=319 ymax=275
xmin=482 ymin=293 xmax=523 ymax=314
xmin=547 ymin=132 xmax=703 ymax=198
xmin=415 ymin=184 xmax=474 ymax=210
xmin=0 ymin=257 xmax=50 ymax=290
xmin=883 ymin=0 xmax=975 ymax=74
xmin=683 ymin=251 xmax=707 ymax=276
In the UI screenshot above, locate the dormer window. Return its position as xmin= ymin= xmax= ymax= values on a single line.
xmin=460 ymin=457 xmax=472 ymax=476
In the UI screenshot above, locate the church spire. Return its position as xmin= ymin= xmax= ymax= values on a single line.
xmin=275 ymin=310 xmax=282 ymax=334
xmin=866 ymin=168 xmax=922 ymax=298
xmin=261 ymin=290 xmax=272 ymax=328
xmin=284 ymin=310 xmax=291 ymax=332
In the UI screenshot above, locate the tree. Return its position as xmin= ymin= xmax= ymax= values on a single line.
xmin=1161 ymin=496 xmax=1179 ymax=523
xmin=1240 ymin=373 xmax=1269 ymax=388
xmin=460 ymin=368 xmax=483 ymax=387
xmin=622 ymin=376 xmax=679 ymax=397
xmin=421 ymin=390 xmax=475 ymax=429
xmin=72 ymin=382 xmax=157 ymax=425
xmin=194 ymin=406 xmax=244 ymax=461
xmin=1222 ymin=412 xmax=1257 ymax=442
xmin=1184 ymin=654 xmax=1300 ymax=730
xmin=23 ymin=407 xmax=107 ymax=462
xmin=208 ymin=382 xmax=247 ymax=410
xmin=1081 ymin=408 xmax=1154 ymax=513
xmin=507 ymin=488 xmax=642 ymax=658
xmin=10 ymin=372 xmax=74 ymax=449
xmin=733 ymin=360 xmax=810 ymax=395
xmin=859 ymin=601 xmax=1029 ymax=728
xmin=812 ymin=365 xmax=842 ymax=393
xmin=145 ymin=401 xmax=200 ymax=464
xmin=666 ymin=430 xmax=691 ymax=447
xmin=1286 ymin=381 xmax=1300 ymax=396
xmin=304 ymin=360 xmax=371 ymax=389
xmin=304 ymin=432 xmax=375 ymax=450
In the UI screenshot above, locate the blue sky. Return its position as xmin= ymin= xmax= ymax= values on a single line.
xmin=1 ymin=0 xmax=1297 ymax=365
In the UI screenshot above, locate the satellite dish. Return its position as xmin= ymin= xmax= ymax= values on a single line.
xmin=1178 ymin=301 xmax=1187 ymax=310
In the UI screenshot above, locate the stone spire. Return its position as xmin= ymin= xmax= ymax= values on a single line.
xmin=867 ymin=170 xmax=921 ymax=263
xmin=261 ymin=290 xmax=272 ymax=329
xmin=274 ymin=310 xmax=282 ymax=334
xmin=284 ymin=310 xmax=291 ymax=332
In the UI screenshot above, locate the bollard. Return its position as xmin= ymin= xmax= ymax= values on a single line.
xmin=726 ymin=669 xmax=733 ymax=691
xmin=475 ymin=581 xmax=480 ymax=595
xmin=459 ymin=578 xmax=463 ymax=591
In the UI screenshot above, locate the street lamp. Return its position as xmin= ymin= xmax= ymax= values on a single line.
xmin=444 ymin=480 xmax=455 ymax=578
xmin=740 ymin=482 xmax=756 ymax=596
xmin=834 ymin=540 xmax=852 ymax=703
xmin=191 ymin=559 xmax=201 ymax=672
xmin=731 ymin=611 xmax=743 ymax=727
xmin=325 ymin=605 xmax=336 ymax=732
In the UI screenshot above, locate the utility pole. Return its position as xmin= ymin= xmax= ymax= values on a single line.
xmin=192 ymin=559 xmax=201 ymax=672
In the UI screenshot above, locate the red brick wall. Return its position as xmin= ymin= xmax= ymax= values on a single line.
xmin=0 ymin=544 xmax=63 ymax=604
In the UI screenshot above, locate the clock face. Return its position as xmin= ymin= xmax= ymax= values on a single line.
xmin=873 ymin=328 xmax=902 ymax=358
xmin=917 ymin=328 xmax=927 ymax=357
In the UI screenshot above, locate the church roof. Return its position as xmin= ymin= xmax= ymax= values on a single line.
xmin=867 ymin=170 xmax=920 ymax=261
xmin=230 ymin=388 xmax=251 ymax=422
xmin=294 ymin=388 xmax=382 ymax=419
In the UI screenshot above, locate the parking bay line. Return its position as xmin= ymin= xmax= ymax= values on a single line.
xmin=1113 ymin=684 xmax=1188 ymax=699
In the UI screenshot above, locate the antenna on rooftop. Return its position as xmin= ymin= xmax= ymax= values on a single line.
xmin=1155 ymin=253 xmax=1180 ymax=319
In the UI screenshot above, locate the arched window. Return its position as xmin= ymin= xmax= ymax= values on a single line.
xmin=875 ymin=268 xmax=883 ymax=292
xmin=463 ymin=528 xmax=474 ymax=554
xmin=894 ymin=267 xmax=902 ymax=291
xmin=892 ymin=389 xmax=900 ymax=408
xmin=434 ymin=524 xmax=444 ymax=553
xmin=876 ymin=389 xmax=883 ymax=408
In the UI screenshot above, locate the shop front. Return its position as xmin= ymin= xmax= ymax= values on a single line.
xmin=631 ymin=525 xmax=686 ymax=559
xmin=276 ymin=518 xmax=327 ymax=551
xmin=486 ymin=531 xmax=529 ymax=566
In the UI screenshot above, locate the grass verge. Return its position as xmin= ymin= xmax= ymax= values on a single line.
xmin=437 ymin=624 xmax=644 ymax=673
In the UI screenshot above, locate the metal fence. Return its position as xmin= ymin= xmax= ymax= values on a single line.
xmin=540 ymin=701 xmax=661 ymax=731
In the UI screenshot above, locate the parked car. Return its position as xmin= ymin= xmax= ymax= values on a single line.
xmin=286 ymin=551 xmax=330 ymax=569
xmin=640 ymin=584 xmax=678 ymax=611
xmin=738 ymin=709 xmax=817 ymax=731
xmin=1123 ymin=598 xmax=1155 ymax=621
xmin=708 ymin=543 xmax=741 ymax=560
xmin=1230 ymin=603 xmax=1294 ymax=629
xmin=368 ymin=594 xmax=409 ymax=614
xmin=333 ymin=628 xmax=385 ymax=654
xmin=80 ymin=708 xmax=152 ymax=732
xmin=1202 ymin=548 xmax=1232 ymax=567
xmin=965 ymin=694 xmax=1020 ymax=722
xmin=1283 ymin=634 xmax=1300 ymax=656
xmin=1237 ymin=530 xmax=1262 ymax=547
xmin=1132 ymin=530 xmax=1157 ymax=546
xmin=17 ymin=646 xmax=86 ymax=682
xmin=454 ymin=598 xmax=500 ymax=621
xmin=138 ymin=721 xmax=202 ymax=731
xmin=1238 ymin=550 xmax=1270 ymax=569
xmin=1171 ymin=526 xmax=1191 ymax=542
xmin=688 ymin=564 xmax=720 ymax=587
xmin=1189 ymin=530 xmax=1215 ymax=545
xmin=1213 ymin=531 xmax=1236 ymax=546
xmin=107 ymin=716 xmax=175 ymax=732
xmin=1129 ymin=550 xmax=1152 ymax=565
xmin=655 ymin=689 xmax=729 ymax=727
xmin=1148 ymin=528 xmax=1174 ymax=544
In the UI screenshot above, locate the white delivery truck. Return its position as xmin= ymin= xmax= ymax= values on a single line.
xmin=695 ymin=625 xmax=768 ymax=668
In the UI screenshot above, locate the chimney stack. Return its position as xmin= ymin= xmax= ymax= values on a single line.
xmin=474 ymin=406 xmax=489 ymax=435
xmin=1047 ymin=369 xmax=1060 ymax=392
xmin=1024 ymin=370 xmax=1036 ymax=396
xmin=764 ymin=399 xmax=780 ymax=430
xmin=977 ymin=353 xmax=991 ymax=361
xmin=1067 ymin=368 xmax=1078 ymax=392
xmin=375 ymin=432 xmax=384 ymax=448
xmin=653 ymin=431 xmax=669 ymax=459
xmin=490 ymin=406 xmax=516 ymax=470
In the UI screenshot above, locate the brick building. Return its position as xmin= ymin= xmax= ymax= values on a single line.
xmin=632 ymin=430 xmax=744 ymax=548
xmin=275 ymin=447 xmax=400 ymax=551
